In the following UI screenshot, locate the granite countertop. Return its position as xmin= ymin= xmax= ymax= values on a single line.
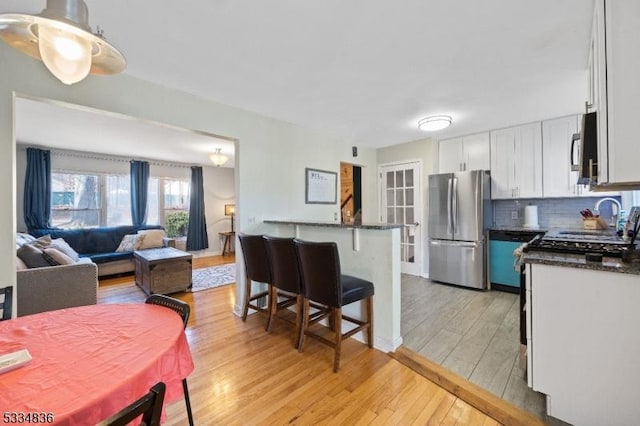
xmin=523 ymin=252 xmax=640 ymax=275
xmin=490 ymin=226 xmax=549 ymax=233
xmin=264 ymin=219 xmax=403 ymax=230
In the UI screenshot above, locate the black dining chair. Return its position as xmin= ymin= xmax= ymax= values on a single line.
xmin=98 ymin=382 xmax=166 ymax=426
xmin=263 ymin=236 xmax=304 ymax=347
xmin=238 ymin=233 xmax=272 ymax=324
xmin=294 ymin=239 xmax=374 ymax=372
xmin=1 ymin=286 xmax=13 ymax=321
xmin=145 ymin=295 xmax=193 ymax=426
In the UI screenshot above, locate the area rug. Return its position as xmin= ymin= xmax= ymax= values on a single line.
xmin=191 ymin=263 xmax=236 ymax=292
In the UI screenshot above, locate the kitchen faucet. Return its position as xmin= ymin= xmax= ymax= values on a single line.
xmin=594 ymin=197 xmax=622 ymax=227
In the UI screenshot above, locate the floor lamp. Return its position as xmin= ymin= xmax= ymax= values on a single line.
xmin=225 ymin=204 xmax=235 ymax=232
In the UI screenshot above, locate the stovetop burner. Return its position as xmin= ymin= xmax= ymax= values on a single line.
xmin=525 ymin=235 xmax=632 ymax=257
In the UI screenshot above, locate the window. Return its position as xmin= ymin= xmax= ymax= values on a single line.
xmin=50 ymin=172 xmax=189 ymax=229
xmin=162 ymin=178 xmax=190 ymax=221
xmin=51 ymin=173 xmax=101 ymax=228
xmin=146 ymin=177 xmax=160 ymax=225
xmin=106 ymin=174 xmax=131 ymax=226
xmin=141 ymin=177 xmax=191 ymax=226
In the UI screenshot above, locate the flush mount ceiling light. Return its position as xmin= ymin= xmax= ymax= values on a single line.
xmin=418 ymin=115 xmax=452 ymax=132
xmin=0 ymin=0 xmax=126 ymax=85
xmin=209 ymin=148 xmax=228 ymax=167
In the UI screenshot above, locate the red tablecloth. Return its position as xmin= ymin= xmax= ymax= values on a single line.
xmin=0 ymin=304 xmax=194 ymax=425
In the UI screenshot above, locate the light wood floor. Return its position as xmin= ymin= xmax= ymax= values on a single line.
xmin=99 ymin=255 xmax=506 ymax=425
xmin=400 ymin=274 xmax=546 ymax=420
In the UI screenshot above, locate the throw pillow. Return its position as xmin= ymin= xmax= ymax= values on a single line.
xmin=16 ymin=232 xmax=36 ymax=249
xmin=51 ymin=238 xmax=80 ymax=262
xmin=17 ymin=244 xmax=51 ymax=268
xmin=116 ymin=234 xmax=146 ymax=252
xmin=16 ymin=256 xmax=27 ymax=270
xmin=31 ymin=234 xmax=53 ymax=249
xmin=137 ymin=229 xmax=166 ymax=249
xmin=42 ymin=247 xmax=75 ymax=266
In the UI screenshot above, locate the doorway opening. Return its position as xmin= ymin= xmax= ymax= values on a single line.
xmin=340 ymin=162 xmax=362 ymax=224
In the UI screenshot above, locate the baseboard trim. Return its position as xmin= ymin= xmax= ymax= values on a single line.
xmin=389 ymin=346 xmax=545 ymax=426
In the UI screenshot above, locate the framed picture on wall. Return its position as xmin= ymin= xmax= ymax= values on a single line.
xmin=305 ymin=168 xmax=337 ymax=204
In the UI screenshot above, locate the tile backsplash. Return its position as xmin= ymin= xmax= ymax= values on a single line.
xmin=493 ymin=196 xmax=622 ymax=229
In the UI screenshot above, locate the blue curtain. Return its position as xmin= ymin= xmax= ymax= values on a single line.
xmin=24 ymin=148 xmax=51 ymax=231
xmin=186 ymin=166 xmax=209 ymax=251
xmin=130 ymin=160 xmax=149 ymax=226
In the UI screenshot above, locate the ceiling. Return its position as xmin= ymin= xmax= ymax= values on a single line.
xmin=15 ymin=98 xmax=235 ymax=167
xmin=3 ymin=1 xmax=594 ymax=160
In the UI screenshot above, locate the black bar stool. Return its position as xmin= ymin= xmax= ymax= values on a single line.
xmin=294 ymin=239 xmax=374 ymax=372
xmin=238 ymin=233 xmax=271 ymax=323
xmin=263 ymin=236 xmax=303 ymax=347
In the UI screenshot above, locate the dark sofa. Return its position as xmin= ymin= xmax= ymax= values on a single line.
xmin=31 ymin=225 xmax=163 ymax=277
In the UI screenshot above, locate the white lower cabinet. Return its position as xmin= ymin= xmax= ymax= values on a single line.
xmin=490 ymin=123 xmax=542 ymax=199
xmin=528 ymin=263 xmax=640 ymax=425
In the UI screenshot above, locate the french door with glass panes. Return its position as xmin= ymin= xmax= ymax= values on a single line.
xmin=379 ymin=161 xmax=422 ymax=275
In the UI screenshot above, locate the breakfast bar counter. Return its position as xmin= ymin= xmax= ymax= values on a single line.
xmin=263 ymin=219 xmax=403 ymax=352
xmin=264 ymin=219 xmax=402 ymax=230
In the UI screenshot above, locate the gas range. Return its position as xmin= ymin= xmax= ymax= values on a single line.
xmin=525 ymin=231 xmax=633 ymax=258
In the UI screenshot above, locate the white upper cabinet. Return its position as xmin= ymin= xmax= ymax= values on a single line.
xmin=542 ymin=115 xmax=581 ymax=197
xmin=463 ymin=133 xmax=491 ymax=172
xmin=439 ymin=137 xmax=464 ymax=173
xmin=438 ymin=132 xmax=490 ymax=173
xmin=490 ymin=123 xmax=543 ymax=199
xmin=542 ymin=115 xmax=619 ymax=198
xmin=490 ymin=130 xmax=513 ymax=199
xmin=592 ymin=0 xmax=640 ymax=186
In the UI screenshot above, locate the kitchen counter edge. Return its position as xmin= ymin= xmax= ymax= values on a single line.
xmin=523 ymin=252 xmax=640 ymax=275
xmin=264 ymin=220 xmax=403 ymax=230
xmin=490 ymin=226 xmax=548 ymax=233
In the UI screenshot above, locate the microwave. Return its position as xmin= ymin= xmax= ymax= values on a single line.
xmin=570 ymin=111 xmax=598 ymax=185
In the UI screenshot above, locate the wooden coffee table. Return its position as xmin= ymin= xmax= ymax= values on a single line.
xmin=134 ymin=247 xmax=193 ymax=295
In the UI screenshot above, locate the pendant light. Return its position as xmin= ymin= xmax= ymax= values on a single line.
xmin=0 ymin=0 xmax=126 ymax=85
xmin=209 ymin=148 xmax=228 ymax=167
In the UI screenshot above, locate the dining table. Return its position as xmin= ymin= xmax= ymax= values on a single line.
xmin=0 ymin=303 xmax=194 ymax=425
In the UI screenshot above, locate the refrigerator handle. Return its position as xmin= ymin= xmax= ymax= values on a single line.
xmin=447 ymin=177 xmax=453 ymax=235
xmin=452 ymin=177 xmax=458 ymax=235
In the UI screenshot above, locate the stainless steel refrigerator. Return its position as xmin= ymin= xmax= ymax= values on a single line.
xmin=428 ymin=170 xmax=492 ymax=289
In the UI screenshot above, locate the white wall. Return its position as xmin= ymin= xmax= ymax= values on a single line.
xmin=376 ymin=138 xmax=437 ymax=276
xmin=15 ymin=145 xmax=235 ymax=255
xmin=0 ymin=43 xmax=378 ymax=316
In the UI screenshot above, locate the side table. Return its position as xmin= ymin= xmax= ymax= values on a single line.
xmin=162 ymin=236 xmax=187 ymax=251
xmin=219 ymin=231 xmax=235 ymax=256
